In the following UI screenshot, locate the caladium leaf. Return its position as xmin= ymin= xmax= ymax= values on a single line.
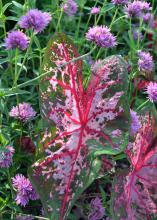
xmin=30 ymin=33 xmax=130 ymax=220
xmin=111 ymin=115 xmax=157 ymax=220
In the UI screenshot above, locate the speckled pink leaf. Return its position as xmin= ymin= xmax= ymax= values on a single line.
xmin=30 ymin=33 xmax=130 ymax=220
xmin=112 ymin=115 xmax=157 ymax=220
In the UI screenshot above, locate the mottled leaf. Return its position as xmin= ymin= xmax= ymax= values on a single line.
xmin=30 ymin=33 xmax=130 ymax=220
xmin=111 ymin=115 xmax=157 ymax=220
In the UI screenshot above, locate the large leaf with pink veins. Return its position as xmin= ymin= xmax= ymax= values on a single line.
xmin=30 ymin=33 xmax=130 ymax=220
xmin=111 ymin=115 xmax=157 ymax=220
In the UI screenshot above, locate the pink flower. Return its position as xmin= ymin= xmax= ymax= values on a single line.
xmin=9 ymin=103 xmax=36 ymax=122
xmin=138 ymin=51 xmax=154 ymax=72
xmin=5 ymin=30 xmax=29 ymax=50
xmin=130 ymin=109 xmax=141 ymax=135
xmin=0 ymin=146 xmax=14 ymax=168
xmin=146 ymin=82 xmax=157 ymax=102
xmin=12 ymin=174 xmax=39 ymax=206
xmin=90 ymin=7 xmax=100 ymax=15
xmin=88 ymin=197 xmax=105 ymax=220
xmin=61 ymin=0 xmax=78 ymax=16
xmin=86 ymin=26 xmax=117 ymax=48
xmin=19 ymin=9 xmax=51 ymax=33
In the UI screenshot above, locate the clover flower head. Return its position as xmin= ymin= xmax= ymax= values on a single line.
xmin=90 ymin=7 xmax=100 ymax=15
xmin=0 ymin=146 xmax=14 ymax=168
xmin=86 ymin=26 xmax=117 ymax=48
xmin=61 ymin=0 xmax=78 ymax=16
xmin=138 ymin=51 xmax=154 ymax=72
xmin=12 ymin=174 xmax=39 ymax=206
xmin=146 ymin=82 xmax=157 ymax=103
xmin=9 ymin=103 xmax=36 ymax=122
xmin=125 ymin=1 xmax=151 ymax=18
xmin=88 ymin=197 xmax=105 ymax=220
xmin=130 ymin=110 xmax=141 ymax=135
xmin=5 ymin=30 xmax=29 ymax=50
xmin=19 ymin=9 xmax=51 ymax=33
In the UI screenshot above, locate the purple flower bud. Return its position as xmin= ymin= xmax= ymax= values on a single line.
xmin=143 ymin=12 xmax=154 ymax=28
xmin=0 ymin=146 xmax=14 ymax=168
xmin=132 ymin=29 xmax=143 ymax=40
xmin=5 ymin=31 xmax=29 ymax=50
xmin=112 ymin=0 xmax=128 ymax=5
xmin=19 ymin=9 xmax=51 ymax=33
xmin=9 ymin=103 xmax=36 ymax=122
xmin=86 ymin=26 xmax=117 ymax=48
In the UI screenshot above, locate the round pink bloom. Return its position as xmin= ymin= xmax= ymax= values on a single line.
xmin=12 ymin=174 xmax=39 ymax=207
xmin=9 ymin=103 xmax=36 ymax=122
xmin=124 ymin=1 xmax=151 ymax=18
xmin=19 ymin=9 xmax=51 ymax=33
xmin=88 ymin=197 xmax=105 ymax=220
xmin=61 ymin=0 xmax=78 ymax=16
xmin=90 ymin=7 xmax=100 ymax=15
xmin=138 ymin=51 xmax=154 ymax=72
xmin=0 ymin=146 xmax=14 ymax=168
xmin=86 ymin=26 xmax=117 ymax=48
xmin=146 ymin=82 xmax=157 ymax=103
xmin=5 ymin=30 xmax=29 ymax=50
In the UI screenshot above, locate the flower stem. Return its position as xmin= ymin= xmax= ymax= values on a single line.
xmin=10 ymin=46 xmax=96 ymax=91
xmin=136 ymin=99 xmax=149 ymax=111
xmin=13 ymin=31 xmax=34 ymax=87
xmin=109 ymin=7 xmax=119 ymax=29
xmin=56 ymin=8 xmax=63 ymax=32
xmin=7 ymin=169 xmax=14 ymax=199
xmin=96 ymin=7 xmax=118 ymax=60
xmin=75 ymin=0 xmax=85 ymax=38
xmin=95 ymin=0 xmax=107 ymax=25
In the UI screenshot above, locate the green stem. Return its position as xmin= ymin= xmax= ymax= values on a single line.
xmin=7 ymin=170 xmax=14 ymax=199
xmin=84 ymin=0 xmax=99 ymax=32
xmin=96 ymin=7 xmax=118 ymax=60
xmin=14 ymin=48 xmax=19 ymax=86
xmin=129 ymin=18 xmax=136 ymax=60
xmin=13 ymin=49 xmax=20 ymax=105
xmin=10 ymin=46 xmax=96 ymax=91
xmin=13 ymin=32 xmax=34 ymax=87
xmin=3 ymin=23 xmax=6 ymax=37
xmin=136 ymin=99 xmax=149 ymax=111
xmin=39 ymin=50 xmax=43 ymax=74
xmin=109 ymin=7 xmax=119 ymax=29
xmin=111 ymin=15 xmax=126 ymax=27
xmin=95 ymin=0 xmax=107 ymax=25
xmin=63 ymin=45 xmax=96 ymax=65
xmin=56 ymin=8 xmax=63 ymax=32
xmin=75 ymin=0 xmax=84 ymax=38
xmin=11 ymin=70 xmax=51 ymax=90
xmin=16 ymin=214 xmax=49 ymax=220
xmin=137 ymin=18 xmax=143 ymax=50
